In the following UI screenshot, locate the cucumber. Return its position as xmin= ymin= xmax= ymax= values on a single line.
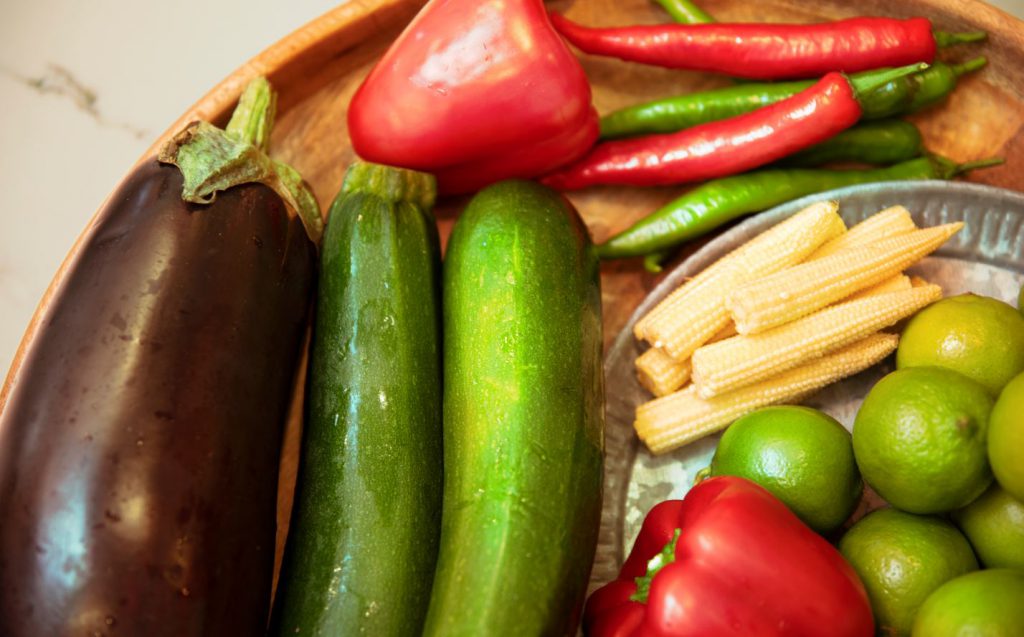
xmin=270 ymin=163 xmax=443 ymax=636
xmin=423 ymin=180 xmax=605 ymax=636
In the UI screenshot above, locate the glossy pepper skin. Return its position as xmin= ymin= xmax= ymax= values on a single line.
xmin=599 ymin=58 xmax=986 ymax=140
xmin=584 ymin=477 xmax=874 ymax=637
xmin=348 ymin=0 xmax=599 ymax=194
xmin=551 ymin=14 xmax=942 ymax=80
xmin=0 ymin=162 xmax=315 ymax=636
xmin=543 ymin=68 xmax=921 ymax=190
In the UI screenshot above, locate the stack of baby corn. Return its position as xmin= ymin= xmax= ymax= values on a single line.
xmin=633 ymin=201 xmax=962 ymax=454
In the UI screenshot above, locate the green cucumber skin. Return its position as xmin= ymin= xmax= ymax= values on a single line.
xmin=270 ymin=190 xmax=443 ymax=636
xmin=424 ymin=180 xmax=605 ymax=636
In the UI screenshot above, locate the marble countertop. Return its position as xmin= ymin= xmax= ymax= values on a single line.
xmin=2 ymin=0 xmax=1024 ymax=375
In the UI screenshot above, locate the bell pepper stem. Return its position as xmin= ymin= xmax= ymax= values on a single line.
xmin=934 ymin=30 xmax=988 ymax=47
xmin=341 ymin=161 xmax=437 ymax=213
xmin=951 ymin=56 xmax=988 ymax=77
xmin=652 ymin=0 xmax=714 ymax=24
xmin=849 ymin=63 xmax=929 ymax=99
xmin=630 ymin=528 xmax=682 ymax=604
xmin=693 ymin=466 xmax=712 ymax=485
xmin=158 ymin=77 xmax=324 ymax=244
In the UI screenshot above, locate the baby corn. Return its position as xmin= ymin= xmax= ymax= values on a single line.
xmin=845 ymin=273 xmax=912 ymax=301
xmin=727 ymin=222 xmax=961 ymax=335
xmin=639 ymin=201 xmax=845 ymax=360
xmin=636 ymin=333 xmax=899 ymax=455
xmin=807 ymin=205 xmax=916 ymax=260
xmin=635 ymin=323 xmax=737 ymax=397
xmin=637 ymin=348 xmax=692 ymax=397
xmin=693 ymin=284 xmax=942 ymax=398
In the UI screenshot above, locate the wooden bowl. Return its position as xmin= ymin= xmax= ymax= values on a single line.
xmin=5 ymin=0 xmax=1024 ymax=593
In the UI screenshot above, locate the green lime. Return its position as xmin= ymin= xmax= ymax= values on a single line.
xmin=839 ymin=508 xmax=979 ymax=637
xmin=896 ymin=293 xmax=1024 ymax=396
xmin=703 ymin=406 xmax=861 ymax=533
xmin=990 ymin=371 xmax=1024 ymax=502
xmin=953 ymin=482 xmax=1024 ymax=569
xmin=1018 ymin=284 xmax=1024 ymax=314
xmin=853 ymin=366 xmax=993 ymax=514
xmin=912 ymin=569 xmax=1024 ymax=637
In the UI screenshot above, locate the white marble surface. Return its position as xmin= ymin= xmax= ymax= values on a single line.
xmin=0 ymin=0 xmax=340 ymax=376
xmin=1 ymin=0 xmax=1023 ymax=376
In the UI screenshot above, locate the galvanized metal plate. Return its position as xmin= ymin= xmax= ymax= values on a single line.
xmin=593 ymin=180 xmax=1024 ymax=589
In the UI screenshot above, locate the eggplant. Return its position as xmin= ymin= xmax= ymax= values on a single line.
xmin=0 ymin=79 xmax=319 ymax=635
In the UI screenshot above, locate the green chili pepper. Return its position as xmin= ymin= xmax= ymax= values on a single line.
xmin=860 ymin=57 xmax=987 ymax=119
xmin=781 ymin=120 xmax=923 ymax=168
xmin=651 ymin=0 xmax=713 ymax=24
xmin=596 ymin=155 xmax=1003 ymax=269
xmin=599 ymin=57 xmax=987 ymax=140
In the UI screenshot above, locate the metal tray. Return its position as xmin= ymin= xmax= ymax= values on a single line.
xmin=592 ymin=180 xmax=1024 ymax=589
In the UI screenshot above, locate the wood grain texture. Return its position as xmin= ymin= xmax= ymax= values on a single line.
xmin=4 ymin=0 xmax=1024 ymax=605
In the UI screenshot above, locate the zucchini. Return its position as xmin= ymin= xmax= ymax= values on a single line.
xmin=270 ymin=163 xmax=443 ymax=636
xmin=423 ymin=180 xmax=605 ymax=636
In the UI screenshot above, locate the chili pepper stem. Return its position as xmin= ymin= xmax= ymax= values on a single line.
xmin=652 ymin=0 xmax=714 ymax=24
xmin=644 ymin=252 xmax=668 ymax=273
xmin=934 ymin=30 xmax=988 ymax=47
xmin=849 ymin=63 xmax=929 ymax=97
xmin=954 ymin=157 xmax=1005 ymax=176
xmin=952 ymin=56 xmax=988 ymax=77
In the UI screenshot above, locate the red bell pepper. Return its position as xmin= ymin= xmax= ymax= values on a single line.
xmin=347 ymin=0 xmax=599 ymax=195
xmin=585 ymin=476 xmax=873 ymax=637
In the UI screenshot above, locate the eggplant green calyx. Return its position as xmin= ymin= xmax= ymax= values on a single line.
xmin=630 ymin=528 xmax=682 ymax=604
xmin=341 ymin=161 xmax=437 ymax=214
xmin=158 ymin=77 xmax=324 ymax=245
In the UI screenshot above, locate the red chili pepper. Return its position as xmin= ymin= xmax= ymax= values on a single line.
xmin=585 ymin=476 xmax=874 ymax=637
xmin=347 ymin=0 xmax=598 ymax=195
xmin=541 ymin=64 xmax=922 ymax=190
xmin=549 ymin=13 xmax=985 ymax=80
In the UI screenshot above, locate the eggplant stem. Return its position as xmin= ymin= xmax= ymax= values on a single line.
xmin=225 ymin=78 xmax=276 ymax=153
xmin=158 ymin=77 xmax=324 ymax=245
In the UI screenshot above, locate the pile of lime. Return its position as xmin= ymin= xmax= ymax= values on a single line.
xmin=701 ymin=291 xmax=1024 ymax=635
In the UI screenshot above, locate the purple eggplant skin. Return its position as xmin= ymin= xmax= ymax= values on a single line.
xmin=0 ymin=159 xmax=315 ymax=635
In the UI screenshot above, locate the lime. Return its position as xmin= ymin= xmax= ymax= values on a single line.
xmin=852 ymin=366 xmax=993 ymax=514
xmin=990 ymin=371 xmax=1024 ymax=501
xmin=912 ymin=569 xmax=1024 ymax=637
xmin=953 ymin=482 xmax=1024 ymax=569
xmin=839 ymin=508 xmax=979 ymax=637
xmin=702 ymin=406 xmax=861 ymax=533
xmin=896 ymin=293 xmax=1024 ymax=396
xmin=1018 ymin=283 xmax=1024 ymax=314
